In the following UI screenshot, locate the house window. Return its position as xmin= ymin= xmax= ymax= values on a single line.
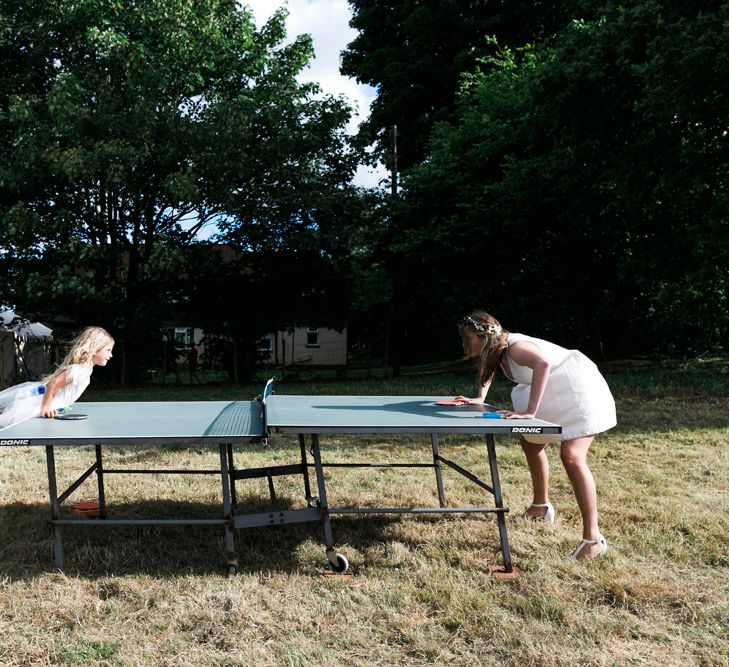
xmin=173 ymin=328 xmax=193 ymax=347
xmin=306 ymin=327 xmax=320 ymax=347
xmin=257 ymin=335 xmax=273 ymax=362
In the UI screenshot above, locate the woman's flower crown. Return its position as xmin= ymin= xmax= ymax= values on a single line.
xmin=461 ymin=316 xmax=502 ymax=336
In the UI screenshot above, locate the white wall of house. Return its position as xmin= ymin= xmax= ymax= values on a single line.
xmin=167 ymin=327 xmax=206 ymax=355
xmin=265 ymin=327 xmax=347 ymax=367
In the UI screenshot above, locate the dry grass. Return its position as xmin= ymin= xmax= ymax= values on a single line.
xmin=1 ymin=361 xmax=728 ymax=666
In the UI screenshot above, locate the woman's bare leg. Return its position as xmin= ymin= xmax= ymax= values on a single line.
xmin=521 ymin=438 xmax=550 ymax=518
xmin=560 ymin=436 xmax=605 ymax=560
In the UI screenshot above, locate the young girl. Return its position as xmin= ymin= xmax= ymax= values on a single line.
xmin=456 ymin=311 xmax=616 ymax=563
xmin=0 ymin=326 xmax=114 ymax=430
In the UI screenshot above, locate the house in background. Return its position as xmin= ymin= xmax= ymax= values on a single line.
xmin=163 ymin=246 xmax=348 ymax=370
xmin=261 ymin=326 xmax=347 ymax=367
xmin=166 ymin=326 xmax=205 ymax=354
xmin=162 ymin=323 xmax=347 ymax=375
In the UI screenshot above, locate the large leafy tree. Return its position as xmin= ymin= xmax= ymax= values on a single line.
xmin=0 ymin=0 xmax=360 ymax=380
xmin=342 ymin=0 xmax=582 ymax=171
xmin=341 ymin=0 xmax=585 ymax=372
xmin=388 ymin=0 xmax=729 ymax=357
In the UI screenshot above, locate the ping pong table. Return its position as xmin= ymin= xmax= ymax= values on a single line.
xmin=0 ymin=379 xmax=561 ymax=574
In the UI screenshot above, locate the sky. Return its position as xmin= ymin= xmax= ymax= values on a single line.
xmin=243 ymin=0 xmax=387 ymax=188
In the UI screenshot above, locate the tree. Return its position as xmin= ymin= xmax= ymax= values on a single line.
xmin=340 ymin=1 xmax=587 ymax=370
xmin=0 ymin=0 xmax=361 ymax=380
xmin=385 ymin=0 xmax=729 ymax=357
xmin=342 ymin=0 xmax=583 ymax=171
xmin=181 ymin=186 xmax=376 ymax=382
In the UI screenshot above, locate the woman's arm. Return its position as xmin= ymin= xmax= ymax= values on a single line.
xmin=456 ymin=379 xmax=492 ymax=404
xmin=499 ymin=341 xmax=550 ymax=418
xmin=40 ymin=370 xmax=71 ymax=418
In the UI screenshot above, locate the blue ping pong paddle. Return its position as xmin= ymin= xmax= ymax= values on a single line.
xmin=481 ymin=413 xmax=503 ymax=419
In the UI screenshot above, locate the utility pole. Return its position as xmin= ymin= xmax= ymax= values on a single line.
xmin=389 ymin=124 xmax=401 ymax=378
xmin=390 ymin=125 xmax=398 ymax=197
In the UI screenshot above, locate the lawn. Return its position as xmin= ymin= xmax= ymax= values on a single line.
xmin=0 ymin=359 xmax=727 ymax=666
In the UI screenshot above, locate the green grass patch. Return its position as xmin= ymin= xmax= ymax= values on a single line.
xmin=55 ymin=637 xmax=122 ymax=665
xmin=0 ymin=358 xmax=727 ymax=665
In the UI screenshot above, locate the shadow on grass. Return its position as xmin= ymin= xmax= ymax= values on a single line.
xmin=0 ymin=498 xmax=481 ymax=579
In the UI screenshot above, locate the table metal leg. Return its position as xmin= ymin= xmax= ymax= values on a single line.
xmin=226 ymin=443 xmax=238 ymax=509
xmin=299 ymin=434 xmax=313 ymax=504
xmin=45 ymin=446 xmax=64 ymax=571
xmin=309 ymin=433 xmax=350 ymax=573
xmin=430 ymin=434 xmax=446 ymax=507
xmin=219 ymin=444 xmax=237 ymax=572
xmin=309 ymin=435 xmax=333 ymax=546
xmin=486 ymin=434 xmax=512 ymax=572
xmin=95 ymin=445 xmax=107 ymax=519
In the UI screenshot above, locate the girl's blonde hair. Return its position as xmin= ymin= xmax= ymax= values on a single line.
xmin=457 ymin=311 xmax=509 ymax=387
xmin=45 ymin=326 xmax=114 ymax=381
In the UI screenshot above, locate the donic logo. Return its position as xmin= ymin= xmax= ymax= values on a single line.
xmin=510 ymin=427 xmax=543 ymax=434
xmin=1 ymin=439 xmax=30 ymax=446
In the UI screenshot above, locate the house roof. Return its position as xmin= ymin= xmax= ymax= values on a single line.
xmin=0 ymin=308 xmax=53 ymax=339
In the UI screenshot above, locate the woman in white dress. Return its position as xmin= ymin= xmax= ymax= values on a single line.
xmin=0 ymin=326 xmax=114 ymax=430
xmin=457 ymin=311 xmax=616 ymax=563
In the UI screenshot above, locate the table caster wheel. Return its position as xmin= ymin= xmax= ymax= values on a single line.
xmin=327 ymin=552 xmax=349 ymax=574
xmin=225 ymin=551 xmax=239 ymax=576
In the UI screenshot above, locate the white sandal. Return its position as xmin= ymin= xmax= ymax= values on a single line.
xmin=521 ymin=501 xmax=555 ymax=524
xmin=568 ymin=534 xmax=608 ymax=563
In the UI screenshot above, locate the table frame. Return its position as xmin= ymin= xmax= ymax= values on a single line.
xmin=40 ymin=431 xmax=514 ymax=574
xmin=4 ymin=394 xmax=561 ymax=574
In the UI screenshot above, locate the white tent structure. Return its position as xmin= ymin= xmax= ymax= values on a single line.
xmin=0 ymin=309 xmax=53 ymax=389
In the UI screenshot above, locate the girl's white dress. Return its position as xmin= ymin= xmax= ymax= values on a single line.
xmin=504 ymin=333 xmax=617 ymax=444
xmin=0 ymin=364 xmax=93 ymax=430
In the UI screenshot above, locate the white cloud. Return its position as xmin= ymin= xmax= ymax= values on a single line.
xmin=243 ymin=1 xmax=387 ymax=188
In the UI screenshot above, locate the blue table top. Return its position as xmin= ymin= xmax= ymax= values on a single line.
xmin=0 ymin=395 xmax=560 ymax=446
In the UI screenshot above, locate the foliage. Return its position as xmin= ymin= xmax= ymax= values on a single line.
xmin=342 ymin=0 xmax=583 ymax=170
xmin=0 ymin=0 xmax=361 ymax=380
xmin=373 ymin=0 xmax=729 ymax=358
xmin=181 ymin=185 xmax=379 ymax=382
